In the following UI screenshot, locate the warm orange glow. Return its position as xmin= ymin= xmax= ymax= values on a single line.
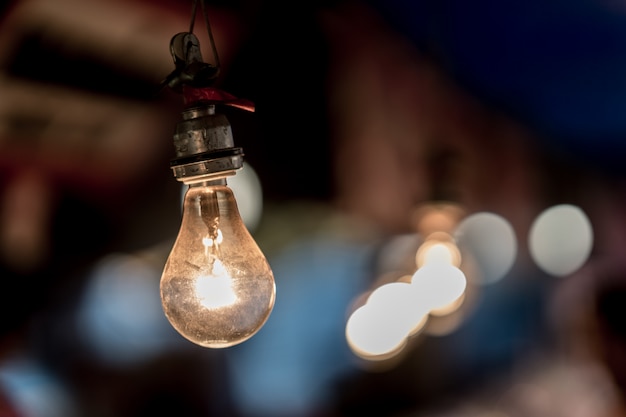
xmin=412 ymin=202 xmax=465 ymax=236
xmin=415 ymin=237 xmax=462 ymax=268
xmin=161 ymin=184 xmax=275 ymax=348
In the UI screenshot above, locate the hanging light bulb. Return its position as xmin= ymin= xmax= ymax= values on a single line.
xmin=158 ymin=2 xmax=275 ymax=348
xmin=161 ymin=104 xmax=275 ymax=348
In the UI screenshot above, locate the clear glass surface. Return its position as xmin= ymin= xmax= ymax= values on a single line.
xmin=160 ymin=183 xmax=275 ymax=348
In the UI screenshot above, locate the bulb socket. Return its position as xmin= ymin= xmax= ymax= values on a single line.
xmin=170 ymin=103 xmax=244 ymax=182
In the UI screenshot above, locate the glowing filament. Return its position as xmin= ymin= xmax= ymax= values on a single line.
xmin=195 ymin=232 xmax=237 ymax=309
xmin=195 ymin=263 xmax=237 ymax=309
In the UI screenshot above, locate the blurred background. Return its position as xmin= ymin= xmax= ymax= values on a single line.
xmin=1 ymin=0 xmax=626 ymax=416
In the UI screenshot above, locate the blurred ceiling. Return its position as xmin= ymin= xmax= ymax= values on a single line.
xmin=0 ymin=0 xmax=172 ymax=196
xmin=367 ymin=0 xmax=626 ymax=175
xmin=3 ymin=0 xmax=626 ymax=204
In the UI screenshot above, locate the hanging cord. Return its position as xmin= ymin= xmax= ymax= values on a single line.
xmin=188 ymin=0 xmax=197 ymax=33
xmin=199 ymin=0 xmax=221 ymax=72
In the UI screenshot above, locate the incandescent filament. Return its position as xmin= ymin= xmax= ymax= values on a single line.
xmin=195 ymin=229 xmax=236 ymax=309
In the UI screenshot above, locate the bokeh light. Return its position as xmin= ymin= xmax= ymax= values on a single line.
xmin=366 ymin=281 xmax=430 ymax=335
xmin=345 ymin=304 xmax=409 ymax=360
xmin=346 ymin=224 xmax=471 ymax=361
xmin=78 ymin=251 xmax=182 ymax=366
xmin=415 ymin=234 xmax=462 ymax=268
xmin=410 ymin=263 xmax=467 ymax=314
xmin=528 ymin=204 xmax=593 ymax=277
xmin=454 ymin=212 xmax=517 ymax=285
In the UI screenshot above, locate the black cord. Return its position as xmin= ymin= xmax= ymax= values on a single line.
xmin=189 ymin=0 xmax=198 ymax=33
xmin=200 ymin=0 xmax=221 ymax=74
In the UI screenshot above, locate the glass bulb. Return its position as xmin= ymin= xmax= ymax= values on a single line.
xmin=160 ymin=180 xmax=275 ymax=348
